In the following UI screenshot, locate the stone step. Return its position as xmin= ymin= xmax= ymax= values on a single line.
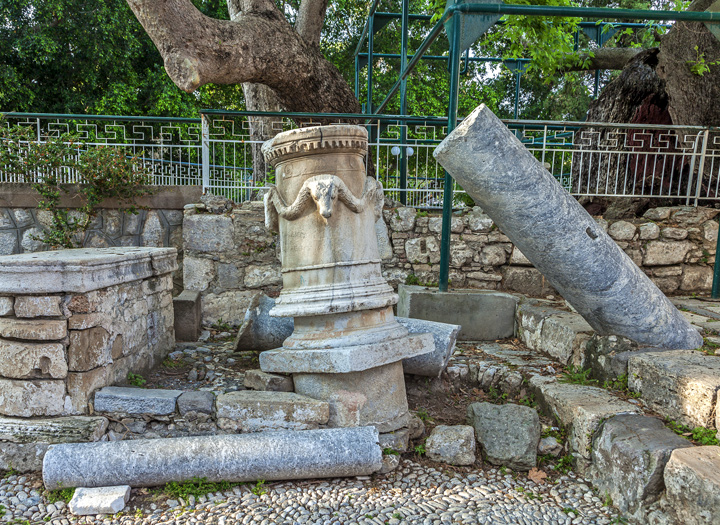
xmin=94 ymin=386 xmax=183 ymax=416
xmin=660 ymin=446 xmax=720 ymax=525
xmin=628 ymin=350 xmax=720 ymax=430
xmin=0 ymin=416 xmax=108 ymax=444
xmin=215 ymin=391 xmax=329 ymax=432
xmin=589 ymin=414 xmax=692 ymax=521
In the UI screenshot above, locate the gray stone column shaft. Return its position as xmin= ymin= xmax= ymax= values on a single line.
xmin=433 ymin=104 xmax=701 ymax=350
xmin=43 ymin=427 xmax=381 ymax=490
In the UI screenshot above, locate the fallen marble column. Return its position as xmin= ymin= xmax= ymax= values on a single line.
xmin=43 ymin=427 xmax=381 ymax=490
xmin=397 ymin=317 xmax=461 ymax=377
xmin=433 ymin=104 xmax=702 ymax=350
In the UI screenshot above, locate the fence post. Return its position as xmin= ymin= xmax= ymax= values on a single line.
xmin=201 ymin=113 xmax=210 ymax=194
xmin=694 ymin=129 xmax=710 ymax=207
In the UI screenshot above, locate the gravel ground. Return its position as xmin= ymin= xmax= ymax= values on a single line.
xmin=1 ymin=460 xmax=621 ymax=525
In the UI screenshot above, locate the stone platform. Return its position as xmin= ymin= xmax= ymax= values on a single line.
xmin=0 ymin=247 xmax=177 ymax=417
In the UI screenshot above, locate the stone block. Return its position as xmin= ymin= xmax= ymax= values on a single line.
xmin=216 ymin=391 xmax=329 ymax=432
xmin=0 ymin=231 xmax=18 ymax=256
xmin=244 ymin=369 xmax=294 ymax=392
xmin=0 ymin=318 xmax=67 ymax=341
xmin=0 ymin=379 xmax=65 ymax=417
xmin=13 ymin=295 xmax=63 ymax=318
xmin=378 ymin=428 xmax=411 ymax=453
xmin=0 ymin=442 xmax=49 ymax=472
xmin=397 ymin=285 xmax=517 ymax=341
xmin=177 ymin=391 xmax=215 ymax=416
xmin=0 ymin=247 xmax=177 ymax=294
xmin=244 ymin=265 xmax=282 ymax=288
xmin=502 ymin=267 xmax=556 ymax=296
xmin=0 ymin=339 xmax=67 ymax=379
xmin=389 ymin=207 xmax=416 ymax=232
xmin=663 ymin=446 xmax=720 ymax=525
xmin=0 ymin=297 xmax=13 ymax=317
xmin=141 ymin=210 xmax=165 ymax=247
xmin=528 ymin=376 xmax=641 ymax=460
xmin=425 ymin=425 xmax=476 ymax=466
xmin=467 ymin=402 xmax=539 ymax=471
xmin=405 ymin=237 xmax=440 ymax=265
xmin=397 ymin=317 xmax=460 ymax=377
xmin=375 ymin=218 xmax=393 ymax=260
xmin=662 ymin=227 xmax=688 ymax=240
xmin=66 ymin=366 xmax=112 ymax=415
xmin=643 ymin=241 xmax=694 ymax=266
xmin=0 ymin=416 xmax=108 ymax=444
xmin=201 ymin=291 xmax=257 ymax=327
xmin=467 ymin=209 xmax=493 ymax=231
xmin=173 ymin=290 xmax=201 ymax=342
xmin=68 ymin=313 xmax=104 ymax=330
xmin=517 ymin=303 xmax=592 ymax=366
xmin=680 ymin=266 xmax=713 ymax=291
xmin=628 ymin=350 xmax=720 ymax=428
xmin=68 ymin=327 xmax=112 ymax=372
xmin=639 ymin=222 xmax=660 ymax=240
xmin=69 ymin=486 xmax=131 ymax=516
xmin=608 ymin=221 xmax=636 ymax=241
xmin=183 ymin=257 xmax=215 ymax=291
xmin=234 ymin=293 xmax=294 ymax=352
xmin=183 ymin=214 xmax=233 ymax=253
xmin=43 ymin=427 xmax=382 ymax=490
xmin=510 ymin=247 xmax=532 ymax=266
xmin=590 ymin=415 xmax=692 ymax=516
xmin=94 ymin=386 xmax=182 ymax=415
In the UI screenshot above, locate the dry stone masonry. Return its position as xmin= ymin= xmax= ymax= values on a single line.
xmin=0 ymin=247 xmax=176 ymax=417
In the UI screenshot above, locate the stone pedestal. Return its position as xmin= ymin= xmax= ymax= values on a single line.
xmin=259 ymin=125 xmax=432 ymax=431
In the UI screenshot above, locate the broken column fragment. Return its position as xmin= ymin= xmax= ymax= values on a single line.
xmin=43 ymin=426 xmax=382 ymax=490
xmin=433 ymin=104 xmax=701 ymax=350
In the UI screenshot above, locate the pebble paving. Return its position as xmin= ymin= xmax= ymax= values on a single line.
xmin=1 ymin=460 xmax=621 ymax=524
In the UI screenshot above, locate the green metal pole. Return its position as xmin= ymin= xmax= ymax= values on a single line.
xmin=355 ymin=55 xmax=360 ymax=100
xmin=399 ymin=0 xmax=409 ymax=205
xmin=439 ymin=12 xmax=462 ymax=293
xmin=713 ymin=219 xmax=720 ymax=299
xmin=367 ymin=15 xmax=374 ymax=113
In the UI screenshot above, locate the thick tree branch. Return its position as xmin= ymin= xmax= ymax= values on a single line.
xmin=562 ymin=47 xmax=642 ymax=72
xmin=296 ymin=0 xmax=328 ymax=45
xmin=125 ymin=0 xmax=360 ymax=113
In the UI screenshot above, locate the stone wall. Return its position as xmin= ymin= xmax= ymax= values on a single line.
xmin=182 ymin=203 xmax=720 ymax=326
xmin=0 ymin=248 xmax=177 ymax=418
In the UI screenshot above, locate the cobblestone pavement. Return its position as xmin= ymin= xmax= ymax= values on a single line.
xmin=1 ymin=459 xmax=621 ymax=525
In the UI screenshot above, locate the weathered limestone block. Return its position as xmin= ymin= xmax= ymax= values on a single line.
xmin=215 ymin=391 xmax=329 ymax=432
xmin=201 ymin=291 xmax=257 ymax=327
xmin=644 ymin=207 xmax=673 ymax=220
xmin=234 ymin=293 xmax=294 ymax=352
xmin=68 ymin=327 xmax=111 ymax=372
xmin=0 ymin=318 xmax=67 ymax=341
xmin=662 ymin=227 xmax=688 ymax=240
xmin=590 ymin=415 xmax=692 ymax=516
xmin=639 ymin=222 xmax=660 ymax=240
xmin=0 ymin=231 xmax=18 ymax=255
xmin=94 ymin=387 xmax=182 ymax=415
xmin=643 ymin=241 xmax=694 ymax=266
xmin=0 ymin=379 xmax=65 ymax=417
xmin=66 ymin=366 xmax=111 ymax=415
xmin=0 ymin=297 xmax=13 ymax=317
xmin=14 ymin=296 xmax=64 ymax=318
xmin=0 ymin=442 xmax=49 ymax=472
xmin=528 ymin=376 xmax=642 ymax=460
xmin=69 ymin=486 xmax=131 ymax=516
xmin=467 ymin=402 xmax=539 ymax=470
xmin=67 ymin=313 xmax=104 ymax=330
xmin=390 ymin=207 xmax=416 ymax=232
xmin=663 ymin=446 xmax=720 ymax=525
xmin=680 ymin=266 xmax=713 ymax=291
xmin=183 ymin=214 xmax=233 ymax=253
xmin=428 ymin=216 xmax=464 ymax=234
xmin=433 ymin=104 xmax=701 ymax=350
xmin=244 ymin=265 xmax=282 ymax=288
xmin=425 ymin=425 xmax=476 ymax=466
xmin=173 ymin=290 xmax=201 ymax=343
xmin=43 ymin=427 xmax=382 ymax=490
xmin=0 ymin=340 xmax=67 ymax=379
xmin=628 ymin=350 xmax=720 ymax=428
xmin=608 ymin=221 xmax=636 ymax=241
xmin=244 ymin=369 xmax=294 ymax=392
xmin=397 ymin=317 xmax=460 ymax=377
xmin=405 ymin=237 xmax=440 ymax=265
xmin=182 ymin=257 xmax=215 ymax=291
xmin=0 ymin=416 xmax=108 ymax=444
xmin=503 ymin=267 xmax=555 ymax=296
xmin=141 ymin=210 xmax=165 ymax=247
xmin=177 ymin=391 xmax=215 ymax=416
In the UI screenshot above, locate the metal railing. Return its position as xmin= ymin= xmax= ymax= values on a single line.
xmin=2 ymin=111 xmax=719 ymax=207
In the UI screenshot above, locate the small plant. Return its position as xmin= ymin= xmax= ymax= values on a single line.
xmin=382 ymin=448 xmax=400 ymax=456
xmin=541 ymin=426 xmax=567 ymax=443
xmin=415 ymin=407 xmax=432 ymax=422
xmin=667 ymin=420 xmax=719 ymax=446
xmin=687 ymin=45 xmax=720 ymax=76
xmin=163 ymin=477 xmax=240 ymax=500
xmin=211 ymin=318 xmax=232 ymax=332
xmin=1 ymin=467 xmax=17 ymax=478
xmin=46 ymin=487 xmax=75 ymax=504
xmin=517 ymin=393 xmax=537 ymax=408
xmin=414 ymin=444 xmax=426 ymax=456
xmin=604 ymin=492 xmax=613 ymax=507
xmin=499 ymin=466 xmax=507 ymax=475
xmin=127 ymin=372 xmax=147 ymax=387
xmin=602 ymin=374 xmax=641 ymax=398
xmin=701 ymin=338 xmax=720 ymax=356
xmin=487 ymin=386 xmax=508 ymax=403
xmin=392 ymin=512 xmax=403 ymax=520
xmin=415 ymin=210 xmax=428 ymax=218
xmin=405 ymin=274 xmax=421 ymax=286
xmin=562 ymin=507 xmax=578 ymax=516
xmin=0 ymin=505 xmax=5 ymax=517
xmin=163 ymin=357 xmax=185 ymax=369
xmin=555 ymin=455 xmax=574 ymax=475
xmin=251 ymin=479 xmax=266 ymax=496
xmin=560 ymin=366 xmax=598 ymax=386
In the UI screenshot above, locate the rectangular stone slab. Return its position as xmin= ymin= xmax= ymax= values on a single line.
xmin=260 ymin=332 xmax=434 ymax=374
xmin=0 ymin=247 xmax=177 ymax=294
xmin=69 ymin=486 xmax=131 ymax=516
xmin=94 ymin=386 xmax=183 ymax=415
xmin=0 ymin=340 xmax=67 ymax=379
xmin=42 ymin=427 xmax=382 ymax=490
xmin=0 ymin=416 xmax=108 ymax=444
xmin=215 ymin=391 xmax=329 ymax=432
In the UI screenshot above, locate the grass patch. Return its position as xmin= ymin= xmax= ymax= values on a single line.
xmin=602 ymin=374 xmax=641 ymax=398
xmin=559 ymin=366 xmax=598 ymax=386
xmin=667 ymin=420 xmax=719 ymax=446
xmin=161 ymin=477 xmax=241 ymax=500
xmin=46 ymin=487 xmax=75 ymax=504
